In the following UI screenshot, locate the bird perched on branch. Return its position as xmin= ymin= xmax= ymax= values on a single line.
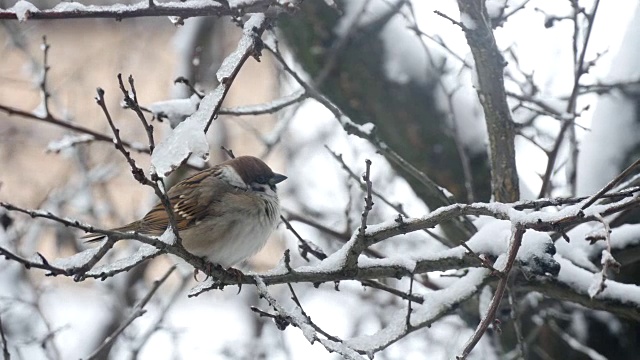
xmin=85 ymin=156 xmax=287 ymax=269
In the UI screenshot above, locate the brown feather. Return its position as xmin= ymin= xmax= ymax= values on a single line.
xmin=83 ymin=156 xmax=280 ymax=243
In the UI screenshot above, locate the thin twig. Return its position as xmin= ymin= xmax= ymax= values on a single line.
xmin=507 ymin=287 xmax=526 ymax=359
xmin=0 ymin=314 xmax=10 ymax=360
xmin=118 ymin=74 xmax=155 ymax=153
xmin=324 ymin=145 xmax=448 ymax=244
xmin=0 ymin=201 xmax=231 ymax=282
xmin=566 ymin=0 xmax=601 ymax=194
xmin=434 ymin=9 xmax=466 ymax=30
xmin=405 ymin=276 xmax=415 ymax=329
xmin=95 ymin=88 xmax=181 ymax=243
xmin=358 ymin=159 xmax=374 ymax=240
xmin=39 ymin=36 xmax=51 ymax=117
xmin=280 ymin=215 xmax=328 ymax=261
xmin=286 ymin=283 xmax=342 ymax=343
xmin=129 ymin=272 xmax=190 ymax=359
xmin=581 ymin=157 xmax=640 ymax=210
xmin=253 ymin=277 xmax=361 ymax=359
xmin=84 ymin=265 xmax=176 ymax=360
xmin=362 ymin=279 xmax=425 ymax=304
xmin=458 ymin=227 xmax=525 ymax=359
xmin=0 ymin=104 xmax=149 ymax=153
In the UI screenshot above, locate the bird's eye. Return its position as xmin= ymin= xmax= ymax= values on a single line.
xmin=255 ymin=175 xmax=268 ymax=184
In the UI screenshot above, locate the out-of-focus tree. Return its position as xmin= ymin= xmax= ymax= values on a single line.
xmin=1 ymin=1 xmax=640 ymax=359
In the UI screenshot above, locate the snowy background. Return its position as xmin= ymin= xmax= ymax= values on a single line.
xmin=1 ymin=0 xmax=640 ymax=359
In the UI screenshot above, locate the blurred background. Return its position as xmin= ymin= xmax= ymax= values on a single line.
xmin=1 ymin=0 xmax=640 ymax=359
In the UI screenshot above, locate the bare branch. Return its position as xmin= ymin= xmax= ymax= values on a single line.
xmin=456 ymin=0 xmax=519 ymax=202
xmin=0 ymin=104 xmax=149 ymax=154
xmin=458 ymin=227 xmax=525 ymax=359
xmin=0 ymin=313 xmax=10 ymax=360
xmin=582 ymin=157 xmax=640 ymax=210
xmin=84 ymin=265 xmax=176 ymax=360
xmin=95 ymin=87 xmax=181 ymax=243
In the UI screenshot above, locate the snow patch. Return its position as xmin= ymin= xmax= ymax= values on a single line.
xmin=150 ymin=93 xmax=212 ymax=176
xmin=10 ymin=0 xmax=38 ymax=21
xmin=460 ymin=12 xmax=477 ymax=30
xmin=148 ymin=94 xmax=201 ymax=128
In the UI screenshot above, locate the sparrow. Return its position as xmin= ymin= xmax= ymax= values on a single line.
xmin=85 ymin=156 xmax=287 ymax=268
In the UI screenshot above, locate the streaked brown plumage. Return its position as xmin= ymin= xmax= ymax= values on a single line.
xmin=85 ymin=156 xmax=286 ymax=268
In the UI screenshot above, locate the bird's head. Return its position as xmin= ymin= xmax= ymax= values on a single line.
xmin=221 ymin=156 xmax=287 ymax=197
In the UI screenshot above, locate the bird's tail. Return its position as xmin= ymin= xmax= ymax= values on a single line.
xmin=82 ymin=221 xmax=140 ymax=243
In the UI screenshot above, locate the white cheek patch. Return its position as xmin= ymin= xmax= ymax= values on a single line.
xmin=219 ymin=166 xmax=248 ymax=189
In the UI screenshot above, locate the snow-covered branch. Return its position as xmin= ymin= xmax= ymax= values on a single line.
xmin=151 ymin=13 xmax=273 ymax=176
xmin=0 ymin=0 xmax=278 ymax=21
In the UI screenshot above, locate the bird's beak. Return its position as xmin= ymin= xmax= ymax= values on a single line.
xmin=269 ymin=173 xmax=287 ymax=186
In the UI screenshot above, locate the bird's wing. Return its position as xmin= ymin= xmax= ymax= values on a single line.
xmin=138 ymin=168 xmax=230 ymax=234
xmin=84 ymin=167 xmax=233 ymax=241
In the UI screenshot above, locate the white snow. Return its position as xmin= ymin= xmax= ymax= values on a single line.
xmin=158 ymin=227 xmax=177 ymax=245
xmin=460 ymin=12 xmax=477 ymax=30
xmin=147 ymin=94 xmax=201 ymax=128
xmin=46 ymin=134 xmax=95 ymax=153
xmin=151 ymin=13 xmax=267 ymax=177
xmin=51 ymin=1 xmax=86 ymax=12
xmin=9 ymin=0 xmax=38 ymax=22
xmin=478 ymin=285 xmax=493 ymax=317
xmin=576 ymin=4 xmax=640 ymax=195
xmin=31 ymin=100 xmax=48 ymax=118
xmin=555 ymin=223 xmax=600 ymax=272
xmin=216 ymin=13 xmax=265 ymax=83
xmin=150 ymin=91 xmax=213 ymax=176
xmin=610 ymin=223 xmax=640 ymax=249
xmin=357 ymin=256 xmax=417 ymax=272
xmin=51 ymin=245 xmax=103 ymax=269
xmin=85 ymin=244 xmax=160 ymax=277
xmin=485 ymin=0 xmax=505 ymax=18
xmin=345 ymin=268 xmax=489 ymax=352
xmin=556 ymin=256 xmax=640 ymax=304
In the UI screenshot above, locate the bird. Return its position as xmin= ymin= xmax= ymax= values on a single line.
xmin=84 ymin=156 xmax=287 ymax=269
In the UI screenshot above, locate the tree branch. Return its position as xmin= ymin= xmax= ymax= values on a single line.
xmin=456 ymin=0 xmax=520 ymax=202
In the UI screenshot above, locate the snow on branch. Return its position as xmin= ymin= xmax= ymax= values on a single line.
xmin=0 ymin=0 xmax=279 ymax=22
xmin=3 ymin=186 xmax=640 ymax=357
xmin=151 ymin=13 xmax=272 ymax=176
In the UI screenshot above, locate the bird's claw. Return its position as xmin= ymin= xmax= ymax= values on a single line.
xmin=224 ymin=266 xmax=244 ymax=294
xmin=194 ymin=262 xmax=244 ymax=294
